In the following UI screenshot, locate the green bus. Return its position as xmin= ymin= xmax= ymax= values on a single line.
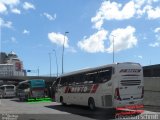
xmin=17 ymin=79 xmax=46 ymax=101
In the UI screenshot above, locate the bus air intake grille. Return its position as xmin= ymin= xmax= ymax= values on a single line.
xmin=120 ymin=80 xmax=141 ymax=86
xmin=101 ymin=95 xmax=112 ymax=107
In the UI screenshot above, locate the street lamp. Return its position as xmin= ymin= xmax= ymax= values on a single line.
xmin=49 ymin=53 xmax=52 ymax=77
xmin=62 ymin=31 xmax=69 ymax=74
xmin=53 ymin=49 xmax=58 ymax=77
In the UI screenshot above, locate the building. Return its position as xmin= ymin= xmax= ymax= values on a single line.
xmin=0 ymin=52 xmax=8 ymax=64
xmin=0 ymin=51 xmax=25 ymax=76
xmin=143 ymin=64 xmax=160 ymax=77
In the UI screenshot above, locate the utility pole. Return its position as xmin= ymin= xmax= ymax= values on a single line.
xmin=53 ymin=49 xmax=58 ymax=77
xmin=49 ymin=53 xmax=52 ymax=77
xmin=62 ymin=31 xmax=69 ymax=74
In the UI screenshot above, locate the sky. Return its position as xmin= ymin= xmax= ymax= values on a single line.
xmin=0 ymin=0 xmax=160 ymax=76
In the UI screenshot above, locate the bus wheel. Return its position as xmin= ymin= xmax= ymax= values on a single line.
xmin=60 ymin=96 xmax=66 ymax=105
xmin=88 ymin=98 xmax=96 ymax=111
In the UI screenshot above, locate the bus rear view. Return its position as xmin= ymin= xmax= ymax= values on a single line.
xmin=17 ymin=79 xmax=46 ymax=101
xmin=113 ymin=63 xmax=144 ymax=109
xmin=30 ymin=79 xmax=46 ymax=99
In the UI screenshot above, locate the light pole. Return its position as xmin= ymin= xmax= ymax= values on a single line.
xmin=111 ymin=35 xmax=116 ymax=63
xmin=62 ymin=31 xmax=69 ymax=74
xmin=49 ymin=53 xmax=52 ymax=77
xmin=53 ymin=49 xmax=58 ymax=77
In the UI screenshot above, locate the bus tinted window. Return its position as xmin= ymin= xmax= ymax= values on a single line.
xmin=59 ymin=77 xmax=66 ymax=86
xmin=97 ymin=67 xmax=112 ymax=83
xmin=18 ymin=83 xmax=29 ymax=89
xmin=6 ymin=86 xmax=14 ymax=89
xmin=85 ymin=71 xmax=98 ymax=84
xmin=74 ymin=74 xmax=84 ymax=85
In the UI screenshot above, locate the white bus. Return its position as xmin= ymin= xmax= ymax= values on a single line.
xmin=0 ymin=85 xmax=16 ymax=98
xmin=54 ymin=62 xmax=144 ymax=110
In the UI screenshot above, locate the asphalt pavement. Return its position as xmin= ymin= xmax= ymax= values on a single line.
xmin=0 ymin=98 xmax=160 ymax=120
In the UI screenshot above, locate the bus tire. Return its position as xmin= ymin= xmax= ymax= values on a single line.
xmin=88 ymin=98 xmax=96 ymax=111
xmin=60 ymin=96 xmax=66 ymax=105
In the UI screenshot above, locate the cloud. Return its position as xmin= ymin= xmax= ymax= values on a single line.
xmin=0 ymin=0 xmax=20 ymax=14
xmin=23 ymin=29 xmax=30 ymax=34
xmin=149 ymin=27 xmax=160 ymax=47
xmin=138 ymin=55 xmax=143 ymax=59
xmin=154 ymin=27 xmax=160 ymax=33
xmin=0 ymin=2 xmax=7 ymax=13
xmin=134 ymin=55 xmax=143 ymax=59
xmin=11 ymin=8 xmax=21 ymax=14
xmin=107 ymin=26 xmax=137 ymax=53
xmin=147 ymin=7 xmax=160 ymax=19
xmin=43 ymin=13 xmax=56 ymax=21
xmin=48 ymin=32 xmax=69 ymax=48
xmin=91 ymin=1 xmax=136 ymax=29
xmin=66 ymin=47 xmax=77 ymax=53
xmin=11 ymin=37 xmax=18 ymax=43
xmin=91 ymin=0 xmax=160 ymax=30
xmin=23 ymin=2 xmax=35 ymax=10
xmin=134 ymin=0 xmax=160 ymax=19
xmin=1 ymin=0 xmax=20 ymax=5
xmin=149 ymin=42 xmax=159 ymax=47
xmin=0 ymin=18 xmax=13 ymax=28
xmin=77 ymin=29 xmax=108 ymax=53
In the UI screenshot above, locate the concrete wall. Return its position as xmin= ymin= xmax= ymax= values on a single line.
xmin=144 ymin=77 xmax=160 ymax=106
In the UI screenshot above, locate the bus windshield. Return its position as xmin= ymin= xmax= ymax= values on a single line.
xmin=6 ymin=86 xmax=15 ymax=90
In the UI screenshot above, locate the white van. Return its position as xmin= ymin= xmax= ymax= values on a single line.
xmin=0 ymin=85 xmax=16 ymax=98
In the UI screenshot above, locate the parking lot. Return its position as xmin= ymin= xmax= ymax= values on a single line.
xmin=0 ymin=98 xmax=160 ymax=120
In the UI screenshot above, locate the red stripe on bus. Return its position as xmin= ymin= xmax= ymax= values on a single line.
xmin=91 ymin=84 xmax=99 ymax=93
xmin=65 ymin=86 xmax=69 ymax=93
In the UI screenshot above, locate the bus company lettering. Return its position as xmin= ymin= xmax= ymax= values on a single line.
xmin=64 ymin=84 xmax=99 ymax=93
xmin=120 ymin=69 xmax=141 ymax=73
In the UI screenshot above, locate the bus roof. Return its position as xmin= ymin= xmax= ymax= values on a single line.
xmin=59 ymin=62 xmax=141 ymax=78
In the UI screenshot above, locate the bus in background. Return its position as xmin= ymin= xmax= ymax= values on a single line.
xmin=0 ymin=85 xmax=16 ymax=98
xmin=17 ymin=79 xmax=46 ymax=101
xmin=54 ymin=62 xmax=144 ymax=110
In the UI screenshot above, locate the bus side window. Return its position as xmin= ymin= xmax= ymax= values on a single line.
xmin=74 ymin=74 xmax=84 ymax=85
xmin=64 ymin=77 xmax=69 ymax=86
xmin=98 ymin=68 xmax=112 ymax=83
xmin=85 ymin=71 xmax=97 ymax=84
xmin=68 ymin=77 xmax=73 ymax=86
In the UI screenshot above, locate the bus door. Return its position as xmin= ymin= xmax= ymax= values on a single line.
xmin=55 ymin=78 xmax=63 ymax=102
